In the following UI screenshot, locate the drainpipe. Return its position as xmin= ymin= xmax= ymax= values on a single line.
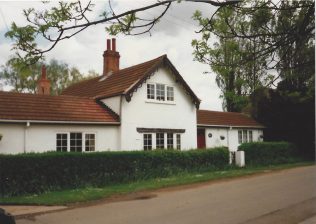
xmin=24 ymin=121 xmax=30 ymax=153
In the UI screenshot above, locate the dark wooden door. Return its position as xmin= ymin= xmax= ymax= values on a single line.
xmin=197 ymin=129 xmax=206 ymax=149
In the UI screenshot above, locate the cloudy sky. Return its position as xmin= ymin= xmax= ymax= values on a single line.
xmin=0 ymin=0 xmax=223 ymax=111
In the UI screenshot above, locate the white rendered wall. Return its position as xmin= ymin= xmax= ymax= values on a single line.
xmin=204 ymin=127 xmax=263 ymax=151
xmin=101 ymin=96 xmax=121 ymax=115
xmin=0 ymin=123 xmax=120 ymax=154
xmin=0 ymin=124 xmax=25 ymax=154
xmin=120 ymin=67 xmax=197 ymax=150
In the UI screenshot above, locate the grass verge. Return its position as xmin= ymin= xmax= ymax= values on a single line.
xmin=0 ymin=162 xmax=313 ymax=205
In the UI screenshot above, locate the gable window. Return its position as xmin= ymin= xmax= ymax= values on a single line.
xmin=156 ymin=133 xmax=165 ymax=149
xmin=167 ymin=133 xmax=173 ymax=149
xmin=70 ymin=132 xmax=82 ymax=152
xmin=167 ymin=86 xmax=174 ymax=101
xmin=144 ymin=134 xmax=152 ymax=150
xmin=176 ymin=134 xmax=181 ymax=150
xmin=85 ymin=133 xmax=95 ymax=152
xmin=147 ymin=84 xmax=155 ymax=99
xmin=156 ymin=84 xmax=165 ymax=101
xmin=56 ymin=133 xmax=68 ymax=152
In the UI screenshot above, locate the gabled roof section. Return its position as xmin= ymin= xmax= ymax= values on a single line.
xmin=0 ymin=91 xmax=119 ymax=124
xmin=62 ymin=55 xmax=200 ymax=108
xmin=197 ymin=110 xmax=264 ymax=128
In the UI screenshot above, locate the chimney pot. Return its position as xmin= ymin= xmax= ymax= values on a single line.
xmin=112 ymin=38 xmax=116 ymax=51
xmin=107 ymin=39 xmax=111 ymax=50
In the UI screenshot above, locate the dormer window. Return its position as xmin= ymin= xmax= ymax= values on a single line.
xmin=147 ymin=83 xmax=174 ymax=102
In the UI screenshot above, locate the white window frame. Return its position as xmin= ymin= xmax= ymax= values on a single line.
xmin=167 ymin=133 xmax=174 ymax=149
xmin=85 ymin=133 xmax=96 ymax=152
xmin=156 ymin=84 xmax=165 ymax=101
xmin=143 ymin=134 xmax=153 ymax=151
xmin=147 ymin=84 xmax=155 ymax=100
xmin=238 ymin=130 xmax=255 ymax=144
xmin=145 ymin=83 xmax=175 ymax=104
xmin=56 ymin=132 xmax=96 ymax=152
xmin=176 ymin=134 xmax=181 ymax=150
xmin=56 ymin=133 xmax=68 ymax=152
xmin=167 ymin=86 xmax=174 ymax=101
xmin=156 ymin=133 xmax=165 ymax=149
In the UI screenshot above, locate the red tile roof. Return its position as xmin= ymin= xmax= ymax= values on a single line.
xmin=62 ymin=55 xmax=200 ymax=108
xmin=0 ymin=91 xmax=119 ymax=123
xmin=197 ymin=110 xmax=263 ymax=128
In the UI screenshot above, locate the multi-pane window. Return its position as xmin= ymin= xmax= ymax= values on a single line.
xmin=56 ymin=133 xmax=67 ymax=152
xmin=167 ymin=133 xmax=173 ymax=149
xmin=167 ymin=86 xmax=174 ymax=101
xmin=156 ymin=133 xmax=165 ymax=149
xmin=147 ymin=84 xmax=155 ymax=99
xmin=176 ymin=134 xmax=181 ymax=150
xmin=144 ymin=134 xmax=152 ymax=151
xmin=70 ymin=132 xmax=82 ymax=152
xmin=249 ymin=131 xmax=253 ymax=142
xmin=156 ymin=84 xmax=165 ymax=101
xmin=242 ymin=130 xmax=248 ymax=143
xmin=238 ymin=130 xmax=242 ymax=144
xmin=85 ymin=133 xmax=95 ymax=152
xmin=239 ymin=130 xmax=255 ymax=144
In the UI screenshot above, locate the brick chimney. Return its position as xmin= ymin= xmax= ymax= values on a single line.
xmin=37 ymin=65 xmax=51 ymax=95
xmin=103 ymin=38 xmax=120 ymax=76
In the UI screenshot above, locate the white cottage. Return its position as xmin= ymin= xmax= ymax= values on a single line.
xmin=0 ymin=39 xmax=263 ymax=154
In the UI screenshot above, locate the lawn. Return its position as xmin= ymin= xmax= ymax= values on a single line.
xmin=0 ymin=162 xmax=313 ymax=205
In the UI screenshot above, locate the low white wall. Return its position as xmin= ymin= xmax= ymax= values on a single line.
xmin=0 ymin=123 xmax=120 ymax=154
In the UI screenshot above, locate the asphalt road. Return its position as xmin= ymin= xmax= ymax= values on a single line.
xmin=17 ymin=166 xmax=316 ymax=224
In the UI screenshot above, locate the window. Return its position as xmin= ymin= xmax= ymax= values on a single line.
xmin=85 ymin=133 xmax=95 ymax=152
xmin=70 ymin=132 xmax=82 ymax=152
xmin=144 ymin=134 xmax=152 ymax=150
xmin=167 ymin=86 xmax=174 ymax=101
xmin=156 ymin=133 xmax=165 ymax=149
xmin=238 ymin=130 xmax=254 ymax=144
xmin=176 ymin=134 xmax=181 ymax=150
xmin=238 ymin=130 xmax=242 ymax=144
xmin=156 ymin=84 xmax=165 ymax=101
xmin=56 ymin=133 xmax=67 ymax=152
xmin=167 ymin=133 xmax=173 ymax=149
xmin=242 ymin=130 xmax=248 ymax=143
xmin=147 ymin=84 xmax=155 ymax=99
xmin=249 ymin=131 xmax=253 ymax=142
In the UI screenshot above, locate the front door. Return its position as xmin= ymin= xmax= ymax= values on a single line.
xmin=197 ymin=129 xmax=206 ymax=149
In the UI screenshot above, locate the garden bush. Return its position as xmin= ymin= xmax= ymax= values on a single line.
xmin=0 ymin=147 xmax=229 ymax=197
xmin=238 ymin=141 xmax=299 ymax=166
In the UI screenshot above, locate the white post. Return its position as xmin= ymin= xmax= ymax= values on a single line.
xmin=235 ymin=151 xmax=245 ymax=167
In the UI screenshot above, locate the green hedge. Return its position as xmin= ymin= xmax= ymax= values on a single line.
xmin=0 ymin=148 xmax=229 ymax=197
xmin=238 ymin=142 xmax=299 ymax=165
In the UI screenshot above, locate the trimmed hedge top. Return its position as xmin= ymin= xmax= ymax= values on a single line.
xmin=238 ymin=141 xmax=298 ymax=165
xmin=0 ymin=148 xmax=229 ymax=197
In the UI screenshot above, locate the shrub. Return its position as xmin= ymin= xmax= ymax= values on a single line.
xmin=238 ymin=141 xmax=299 ymax=166
xmin=0 ymin=147 xmax=229 ymax=197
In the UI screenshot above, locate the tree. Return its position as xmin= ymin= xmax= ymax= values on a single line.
xmin=0 ymin=58 xmax=98 ymax=94
xmin=192 ymin=2 xmax=272 ymax=112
